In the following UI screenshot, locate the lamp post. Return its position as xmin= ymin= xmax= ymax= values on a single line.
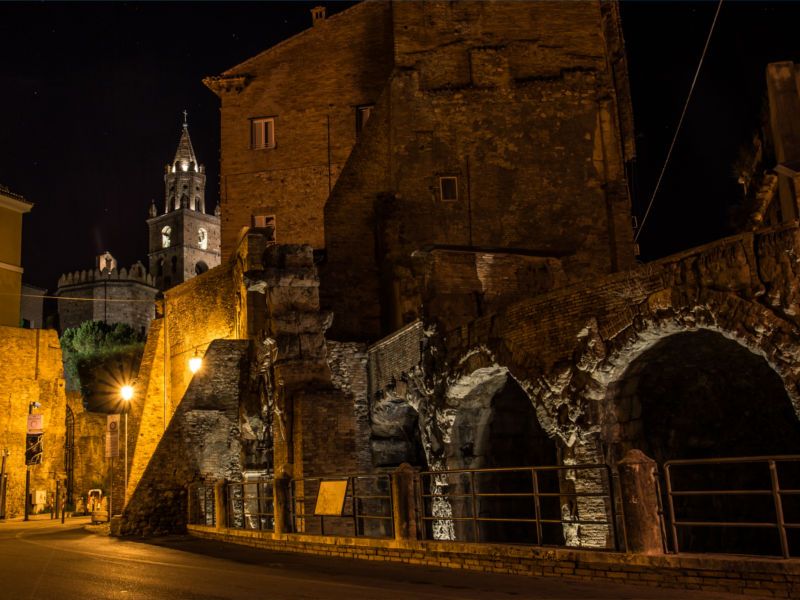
xmin=120 ymin=385 xmax=133 ymax=502
xmin=23 ymin=401 xmax=41 ymax=522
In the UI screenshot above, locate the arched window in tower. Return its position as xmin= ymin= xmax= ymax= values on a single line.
xmin=198 ymin=228 xmax=208 ymax=250
xmin=171 ymin=256 xmax=178 ymax=274
xmin=195 ymin=261 xmax=209 ymax=275
xmin=161 ymin=226 xmax=171 ymax=248
xmin=157 ymin=258 xmax=164 ymax=277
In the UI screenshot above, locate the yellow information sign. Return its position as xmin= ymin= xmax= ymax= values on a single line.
xmin=314 ymin=479 xmax=349 ymax=516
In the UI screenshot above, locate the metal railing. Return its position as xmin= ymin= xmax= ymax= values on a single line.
xmin=227 ymin=479 xmax=275 ymax=531
xmin=418 ymin=464 xmax=618 ymax=549
xmin=663 ymin=455 xmax=800 ymax=558
xmin=188 ymin=482 xmax=216 ymax=526
xmin=290 ymin=474 xmax=394 ymax=538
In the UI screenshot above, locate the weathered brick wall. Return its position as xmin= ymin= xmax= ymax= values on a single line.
xmin=327 ymin=341 xmax=371 ymax=473
xmin=322 ymin=0 xmax=636 ymax=341
xmin=206 ymin=0 xmax=394 ymax=259
xmin=0 ymin=327 xmax=66 ymax=516
xmin=120 ymin=339 xmax=249 ymax=535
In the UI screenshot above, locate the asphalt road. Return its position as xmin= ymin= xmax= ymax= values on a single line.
xmin=0 ymin=517 xmax=745 ymax=600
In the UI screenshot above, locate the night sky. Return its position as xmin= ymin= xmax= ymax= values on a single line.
xmin=1 ymin=1 xmax=799 ymax=292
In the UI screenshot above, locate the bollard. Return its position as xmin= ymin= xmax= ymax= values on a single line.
xmin=391 ymin=463 xmax=419 ymax=541
xmin=214 ymin=481 xmax=226 ymax=530
xmin=617 ymin=449 xmax=664 ymax=554
xmin=273 ymin=475 xmax=291 ymax=536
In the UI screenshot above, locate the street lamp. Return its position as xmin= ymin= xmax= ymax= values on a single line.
xmin=188 ymin=351 xmax=202 ymax=374
xmin=119 ymin=385 xmax=133 ymax=503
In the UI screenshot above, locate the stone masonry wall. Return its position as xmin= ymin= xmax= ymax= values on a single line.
xmin=67 ymin=393 xmax=107 ymax=508
xmin=436 ymin=224 xmax=800 ymax=467
xmin=0 ymin=327 xmax=66 ymax=516
xmin=56 ymin=263 xmax=157 ymax=334
xmin=120 ymin=339 xmax=249 ymax=535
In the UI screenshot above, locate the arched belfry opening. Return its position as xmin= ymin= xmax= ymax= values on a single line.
xmin=606 ymin=329 xmax=800 ymax=555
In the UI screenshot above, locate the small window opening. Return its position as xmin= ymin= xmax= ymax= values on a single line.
xmin=161 ymin=226 xmax=172 ymax=248
xmin=439 ymin=176 xmax=459 ymax=202
xmin=198 ymin=228 xmax=208 ymax=250
xmin=251 ymin=117 xmax=276 ymax=149
xmin=356 ymin=105 xmax=374 ymax=135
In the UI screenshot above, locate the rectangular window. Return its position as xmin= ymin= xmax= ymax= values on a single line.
xmin=439 ymin=176 xmax=458 ymax=202
xmin=251 ymin=117 xmax=275 ymax=149
xmin=251 ymin=214 xmax=277 ymax=242
xmin=356 ymin=105 xmax=374 ymax=135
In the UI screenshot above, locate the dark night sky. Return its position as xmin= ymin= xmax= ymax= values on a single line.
xmin=1 ymin=1 xmax=800 ymax=291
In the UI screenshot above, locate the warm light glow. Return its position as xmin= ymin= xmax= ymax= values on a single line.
xmin=181 ymin=161 xmax=189 ymax=172
xmin=189 ymin=356 xmax=202 ymax=374
xmin=120 ymin=385 xmax=134 ymax=401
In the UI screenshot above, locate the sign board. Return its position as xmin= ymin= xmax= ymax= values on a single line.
xmin=26 ymin=414 xmax=43 ymax=434
xmin=25 ymin=434 xmax=43 ymax=465
xmin=314 ymin=479 xmax=349 ymax=516
xmin=105 ymin=415 xmax=120 ymax=458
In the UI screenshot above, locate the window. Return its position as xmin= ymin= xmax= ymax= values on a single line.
xmin=439 ymin=176 xmax=459 ymax=202
xmin=251 ymin=214 xmax=277 ymax=242
xmin=356 ymin=105 xmax=374 ymax=135
xmin=195 ymin=261 xmax=209 ymax=275
xmin=251 ymin=117 xmax=275 ymax=149
xmin=161 ymin=226 xmax=172 ymax=248
xmin=198 ymin=228 xmax=208 ymax=250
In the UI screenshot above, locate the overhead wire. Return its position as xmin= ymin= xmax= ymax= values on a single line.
xmin=634 ymin=0 xmax=724 ymax=244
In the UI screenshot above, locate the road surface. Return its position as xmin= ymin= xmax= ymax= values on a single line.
xmin=0 ymin=517 xmax=744 ymax=599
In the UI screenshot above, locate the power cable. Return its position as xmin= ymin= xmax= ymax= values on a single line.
xmin=635 ymin=0 xmax=724 ymax=243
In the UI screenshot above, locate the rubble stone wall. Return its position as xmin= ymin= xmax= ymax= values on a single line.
xmin=120 ymin=339 xmax=249 ymax=536
xmin=0 ymin=327 xmax=66 ymax=516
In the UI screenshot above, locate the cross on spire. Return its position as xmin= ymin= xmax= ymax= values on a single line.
xmin=183 ymin=109 xmax=188 ymax=127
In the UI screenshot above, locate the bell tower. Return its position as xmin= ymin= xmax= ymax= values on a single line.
xmin=147 ymin=112 xmax=221 ymax=290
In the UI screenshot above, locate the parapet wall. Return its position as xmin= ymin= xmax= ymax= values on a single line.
xmin=189 ymin=525 xmax=800 ymax=598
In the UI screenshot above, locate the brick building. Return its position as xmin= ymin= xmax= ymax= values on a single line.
xmin=206 ymin=0 xmax=635 ymax=340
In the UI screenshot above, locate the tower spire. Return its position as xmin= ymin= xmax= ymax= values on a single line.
xmin=183 ymin=109 xmax=188 ymax=127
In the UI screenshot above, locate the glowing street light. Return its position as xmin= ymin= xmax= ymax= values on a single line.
xmin=120 ymin=385 xmax=134 ymax=402
xmin=189 ymin=353 xmax=202 ymax=374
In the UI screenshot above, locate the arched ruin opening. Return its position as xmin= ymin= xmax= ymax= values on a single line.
xmin=607 ymin=329 xmax=800 ymax=555
xmin=442 ymin=368 xmax=562 ymax=544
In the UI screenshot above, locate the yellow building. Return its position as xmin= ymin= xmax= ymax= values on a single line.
xmin=0 ymin=185 xmax=32 ymax=327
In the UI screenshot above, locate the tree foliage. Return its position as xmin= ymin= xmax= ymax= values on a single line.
xmin=60 ymin=321 xmax=146 ymax=409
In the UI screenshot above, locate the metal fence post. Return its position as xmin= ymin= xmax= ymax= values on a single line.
xmin=214 ymin=481 xmax=226 ymax=530
xmin=273 ymin=475 xmax=290 ymax=535
xmin=391 ymin=463 xmax=417 ymax=541
xmin=768 ymin=460 xmax=790 ymax=558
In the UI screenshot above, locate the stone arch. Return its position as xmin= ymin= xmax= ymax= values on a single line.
xmin=602 ymin=329 xmax=800 ymax=464
xmin=195 ymin=261 xmax=209 ymax=276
